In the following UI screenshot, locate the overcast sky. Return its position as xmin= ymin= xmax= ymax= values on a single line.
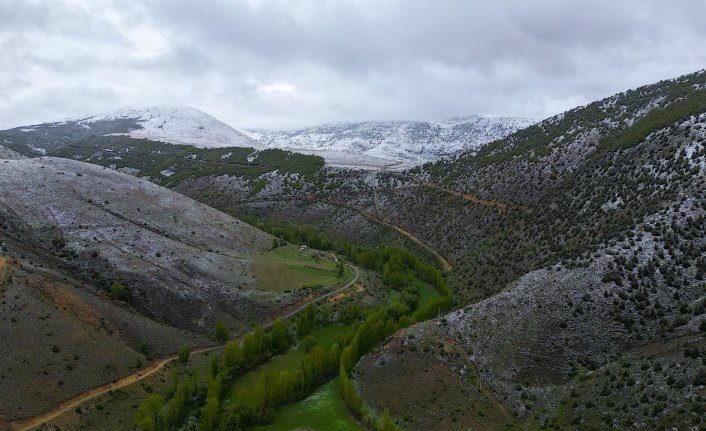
xmin=1 ymin=0 xmax=705 ymax=130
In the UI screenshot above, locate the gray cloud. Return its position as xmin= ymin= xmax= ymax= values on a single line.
xmin=1 ymin=0 xmax=705 ymax=129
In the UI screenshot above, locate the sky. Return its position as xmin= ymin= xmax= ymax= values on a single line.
xmin=1 ymin=0 xmax=706 ymax=130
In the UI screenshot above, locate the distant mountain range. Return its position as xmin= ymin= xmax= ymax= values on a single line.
xmin=1 ymin=105 xmax=533 ymax=169
xmin=245 ymin=116 xmax=535 ymax=169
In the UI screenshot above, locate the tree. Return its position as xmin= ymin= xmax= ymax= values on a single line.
xmin=224 ymin=340 xmax=242 ymax=374
xmin=173 ymin=347 xmax=189 ymax=364
xmin=110 ymin=282 xmax=126 ymax=299
xmin=337 ymin=262 xmax=345 ymax=277
xmin=209 ymin=354 xmax=220 ymax=379
xmin=215 ymin=320 xmax=230 ymax=343
xmin=268 ymin=319 xmax=290 ymax=354
xmin=376 ymin=408 xmax=400 ymax=431
xmin=242 ymin=326 xmax=266 ymax=366
xmin=296 ymin=304 xmax=317 ymax=337
xmin=319 ymin=305 xmax=331 ymax=326
xmin=300 ymin=336 xmax=316 ymax=353
xmin=200 ymin=395 xmax=220 ymax=431
xmin=134 ymin=393 xmax=164 ymax=431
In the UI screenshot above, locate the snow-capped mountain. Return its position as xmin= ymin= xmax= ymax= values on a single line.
xmin=1 ymin=105 xmax=534 ymax=169
xmin=75 ymin=105 xmax=258 ymax=148
xmin=246 ymin=116 xmax=535 ymax=169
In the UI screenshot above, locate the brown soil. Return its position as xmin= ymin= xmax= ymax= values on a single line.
xmin=38 ymin=282 xmax=105 ymax=329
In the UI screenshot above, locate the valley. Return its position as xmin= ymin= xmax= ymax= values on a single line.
xmin=1 ymin=69 xmax=706 ymax=431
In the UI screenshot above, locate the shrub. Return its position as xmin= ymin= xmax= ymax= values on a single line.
xmin=110 ymin=282 xmax=126 ymax=299
xmin=178 ymin=346 xmax=190 ymax=364
xmin=214 ymin=321 xmax=230 ymax=343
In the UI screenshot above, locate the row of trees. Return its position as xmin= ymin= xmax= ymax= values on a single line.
xmin=339 ymin=308 xmax=401 ymax=431
xmin=134 ymin=319 xmax=292 ymax=431
xmin=214 ymin=343 xmax=342 ymax=430
xmin=135 ymin=223 xmax=452 ymax=431
xmin=136 ymin=298 xmax=434 ymax=431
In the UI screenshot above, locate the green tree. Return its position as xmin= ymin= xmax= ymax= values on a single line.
xmin=110 ymin=282 xmax=126 ymax=299
xmin=200 ymin=395 xmax=220 ymax=431
xmin=376 ymin=408 xmax=400 ymax=431
xmin=223 ymin=339 xmax=242 ymax=374
xmin=134 ymin=393 xmax=164 ymax=431
xmin=268 ymin=319 xmax=290 ymax=354
xmin=215 ymin=320 xmax=230 ymax=343
xmin=177 ymin=346 xmax=190 ymax=364
xmin=296 ymin=304 xmax=317 ymax=337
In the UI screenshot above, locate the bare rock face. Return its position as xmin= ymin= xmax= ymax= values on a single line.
xmin=0 ymin=156 xmax=274 ymax=332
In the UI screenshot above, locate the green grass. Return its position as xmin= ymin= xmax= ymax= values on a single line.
xmin=228 ymin=326 xmax=352 ymax=400
xmin=385 ymin=276 xmax=441 ymax=310
xmin=305 ymin=325 xmax=353 ymax=348
xmin=251 ymin=244 xmax=351 ymax=292
xmin=252 ymin=378 xmax=363 ymax=431
xmin=229 ymin=348 xmax=306 ymax=400
xmin=414 ymin=278 xmax=441 ymax=309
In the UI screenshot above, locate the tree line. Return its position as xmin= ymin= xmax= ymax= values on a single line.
xmin=134 ymin=223 xmax=452 ymax=431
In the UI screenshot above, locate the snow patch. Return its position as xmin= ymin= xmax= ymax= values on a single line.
xmin=76 ymin=104 xmax=259 ymax=149
xmin=246 ymin=115 xmax=534 ymax=170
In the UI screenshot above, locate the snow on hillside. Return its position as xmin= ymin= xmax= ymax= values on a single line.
xmin=13 ymin=105 xmax=534 ymax=169
xmin=76 ymin=105 xmax=259 ymax=149
xmin=246 ymin=116 xmax=535 ymax=169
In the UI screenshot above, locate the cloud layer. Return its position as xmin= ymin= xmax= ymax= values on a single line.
xmin=1 ymin=0 xmax=705 ymax=129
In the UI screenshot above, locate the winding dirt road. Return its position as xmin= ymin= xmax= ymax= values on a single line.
xmin=421 ymin=182 xmax=530 ymax=211
xmin=328 ymin=200 xmax=453 ymax=271
xmin=8 ymin=262 xmax=360 ymax=431
xmin=241 ymin=195 xmax=452 ymax=271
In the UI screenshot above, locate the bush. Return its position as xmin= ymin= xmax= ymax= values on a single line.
xmin=178 ymin=346 xmax=190 ymax=363
xmin=214 ymin=321 xmax=230 ymax=343
xmin=110 ymin=282 xmax=126 ymax=299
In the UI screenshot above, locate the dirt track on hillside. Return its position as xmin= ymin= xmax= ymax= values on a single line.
xmin=7 ymin=263 xmax=360 ymax=431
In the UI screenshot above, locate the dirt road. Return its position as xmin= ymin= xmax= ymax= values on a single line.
xmin=332 ymin=201 xmax=453 ymax=271
xmin=239 ymin=195 xmax=453 ymax=271
xmin=8 ymin=262 xmax=360 ymax=431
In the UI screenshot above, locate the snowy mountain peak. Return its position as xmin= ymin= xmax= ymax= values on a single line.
xmin=3 ymin=106 xmax=533 ymax=170
xmin=75 ymin=104 xmax=258 ymax=149
xmin=245 ymin=115 xmax=535 ymax=169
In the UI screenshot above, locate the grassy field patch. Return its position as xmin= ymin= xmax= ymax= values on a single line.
xmin=305 ymin=325 xmax=353 ymax=348
xmin=253 ymin=378 xmax=363 ymax=431
xmin=229 ymin=348 xmax=306 ymax=400
xmin=414 ymin=278 xmax=441 ymax=309
xmin=251 ymin=244 xmax=349 ymax=292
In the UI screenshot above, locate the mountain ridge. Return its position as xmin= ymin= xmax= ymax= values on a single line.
xmin=2 ymin=106 xmax=533 ymax=169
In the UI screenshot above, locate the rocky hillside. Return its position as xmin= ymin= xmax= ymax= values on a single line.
xmin=351 ymin=71 xmax=706 ymax=429
xmin=0 ymin=156 xmax=278 ymax=332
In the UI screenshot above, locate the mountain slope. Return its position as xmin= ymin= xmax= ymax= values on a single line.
xmin=348 ymin=70 xmax=706 ymax=430
xmin=1 ymin=109 xmax=532 ymax=170
xmin=247 ymin=116 xmax=534 ymax=169
xmin=0 ymin=105 xmax=258 ymax=157
xmin=0 ymin=155 xmax=307 ymax=422
xmin=0 ymin=156 xmax=275 ymax=331
xmin=77 ymin=105 xmax=258 ymax=148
